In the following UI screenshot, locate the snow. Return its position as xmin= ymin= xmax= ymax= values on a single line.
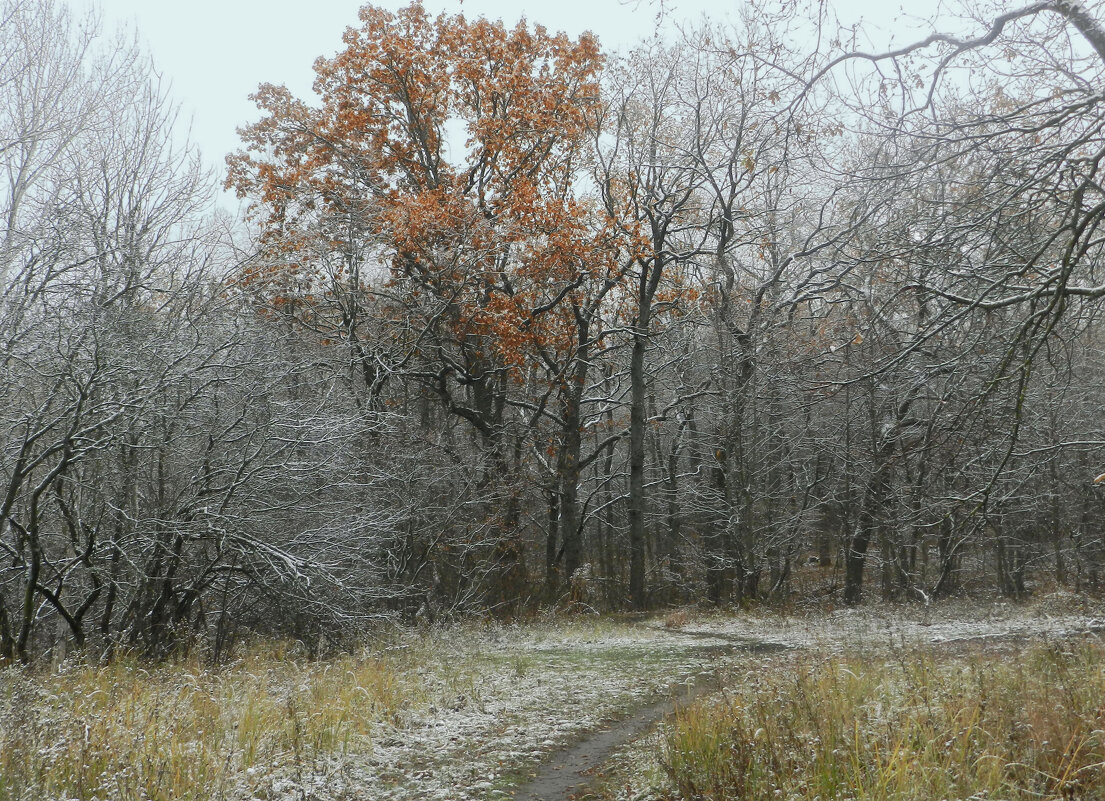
xmin=236 ymin=621 xmax=739 ymax=800
xmin=22 ymin=598 xmax=1094 ymax=801
xmin=238 ymin=602 xmax=1103 ymax=800
xmin=660 ymin=597 xmax=1104 ymax=654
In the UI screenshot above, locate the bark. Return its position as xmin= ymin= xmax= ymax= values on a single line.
xmin=545 ymin=487 xmax=560 ymax=595
xmin=627 ymin=323 xmax=648 ymax=609
xmin=1051 ymin=1 xmax=1105 ymax=65
xmin=627 ymin=258 xmax=658 ymax=609
xmin=558 ymin=332 xmax=589 ymax=584
xmin=843 ymin=458 xmax=893 ymax=606
xmin=0 ymin=590 xmax=13 ymax=662
xmin=705 ymin=453 xmax=728 ymax=605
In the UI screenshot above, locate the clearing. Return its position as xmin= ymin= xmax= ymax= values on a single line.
xmin=1 ymin=595 xmax=1101 ymax=801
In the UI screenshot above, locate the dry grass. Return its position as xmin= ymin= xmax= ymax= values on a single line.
xmin=662 ymin=609 xmax=691 ymax=630
xmin=658 ymin=639 xmax=1105 ymax=800
xmin=7 ymin=610 xmax=1102 ymax=801
xmin=0 ymin=639 xmax=414 ymax=801
xmin=0 ymin=614 xmax=674 ymax=801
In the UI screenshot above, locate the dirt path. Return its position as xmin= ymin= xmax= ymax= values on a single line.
xmin=508 ymin=638 xmax=788 ymax=801
xmin=507 ymin=680 xmax=707 ymax=801
xmin=505 ymin=610 xmax=1104 ymax=801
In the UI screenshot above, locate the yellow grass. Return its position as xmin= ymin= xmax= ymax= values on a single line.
xmin=658 ymin=640 xmax=1105 ymax=800
xmin=0 ymin=639 xmax=412 ymax=801
xmin=0 ymin=614 xmax=632 ymax=801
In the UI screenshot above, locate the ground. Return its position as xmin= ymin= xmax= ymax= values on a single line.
xmin=1 ymin=593 xmax=1102 ymax=801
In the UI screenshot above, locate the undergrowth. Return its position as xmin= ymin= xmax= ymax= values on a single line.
xmin=658 ymin=640 xmax=1105 ymax=800
xmin=0 ymin=636 xmax=435 ymax=801
xmin=0 ymin=613 xmax=672 ymax=801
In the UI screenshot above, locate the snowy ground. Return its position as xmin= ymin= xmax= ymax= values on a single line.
xmin=665 ymin=594 xmax=1105 ymax=653
xmin=241 ymin=596 xmax=1103 ymax=801
xmin=244 ymin=620 xmax=733 ymax=801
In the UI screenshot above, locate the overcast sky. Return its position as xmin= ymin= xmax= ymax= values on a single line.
xmin=74 ymin=0 xmax=944 ymax=208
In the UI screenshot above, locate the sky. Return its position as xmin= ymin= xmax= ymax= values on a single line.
xmin=74 ymin=0 xmax=946 ymax=209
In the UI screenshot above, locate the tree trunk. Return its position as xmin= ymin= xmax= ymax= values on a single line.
xmin=627 ymin=318 xmax=649 ymax=609
xmin=843 ymin=456 xmax=892 ymax=606
xmin=0 ymin=590 xmax=13 ymax=663
xmin=705 ymin=454 xmax=729 ymax=605
xmin=559 ymin=353 xmax=587 ymax=584
xmin=545 ymin=487 xmax=560 ymax=596
xmin=843 ymin=525 xmax=871 ymax=606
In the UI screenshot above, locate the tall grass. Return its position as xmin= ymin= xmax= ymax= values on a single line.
xmin=0 ymin=616 xmax=626 ymax=801
xmin=0 ymin=641 xmax=408 ymax=801
xmin=660 ymin=641 xmax=1105 ymax=800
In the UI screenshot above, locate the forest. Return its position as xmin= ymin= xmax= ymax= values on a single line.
xmin=2 ymin=0 xmax=1105 ymax=666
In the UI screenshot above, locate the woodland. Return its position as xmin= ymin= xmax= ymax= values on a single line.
xmin=2 ymin=0 xmax=1105 ymax=665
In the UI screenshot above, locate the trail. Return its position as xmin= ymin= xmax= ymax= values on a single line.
xmin=508 ymin=638 xmax=788 ymax=801
xmin=505 ymin=611 xmax=1104 ymax=801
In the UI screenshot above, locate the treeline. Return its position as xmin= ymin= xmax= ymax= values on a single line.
xmin=2 ymin=0 xmax=1104 ymax=663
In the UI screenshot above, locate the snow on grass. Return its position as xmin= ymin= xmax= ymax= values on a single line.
xmin=258 ymin=621 xmax=734 ymax=801
xmin=636 ymin=638 xmax=1105 ymax=801
xmin=197 ymin=598 xmax=1105 ymax=800
xmin=3 ymin=596 xmax=1101 ymax=801
xmin=0 ymin=618 xmax=740 ymax=801
xmin=659 ymin=593 xmax=1104 ymax=653
xmin=596 ymin=596 xmax=1105 ymax=801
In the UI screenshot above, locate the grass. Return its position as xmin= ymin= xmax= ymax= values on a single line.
xmin=0 ymin=639 xmax=411 ymax=801
xmin=8 ymin=608 xmax=1099 ymax=801
xmin=654 ymin=639 xmax=1105 ymax=801
xmin=0 ymin=613 xmax=717 ymax=801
